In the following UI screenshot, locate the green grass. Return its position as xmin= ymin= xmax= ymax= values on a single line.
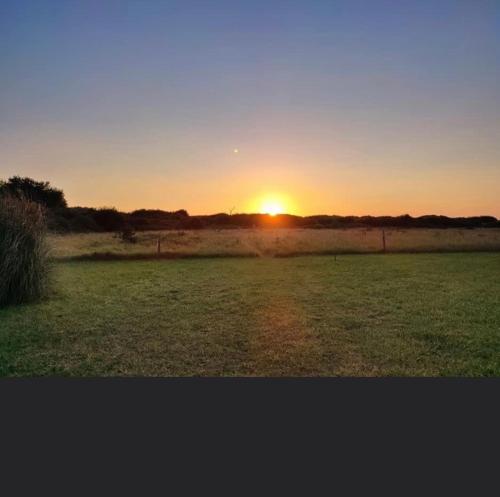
xmin=1 ymin=253 xmax=499 ymax=376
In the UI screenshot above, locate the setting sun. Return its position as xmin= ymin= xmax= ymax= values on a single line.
xmin=258 ymin=196 xmax=288 ymax=216
xmin=261 ymin=200 xmax=284 ymax=216
xmin=249 ymin=193 xmax=294 ymax=216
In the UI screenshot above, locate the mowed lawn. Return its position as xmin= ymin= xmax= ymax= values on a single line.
xmin=1 ymin=253 xmax=499 ymax=376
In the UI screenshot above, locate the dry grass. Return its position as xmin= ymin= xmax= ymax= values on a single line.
xmin=49 ymin=228 xmax=500 ymax=260
xmin=0 ymin=195 xmax=50 ymax=306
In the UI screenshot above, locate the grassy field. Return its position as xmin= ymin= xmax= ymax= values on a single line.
xmin=1 ymin=253 xmax=499 ymax=376
xmin=49 ymin=228 xmax=500 ymax=260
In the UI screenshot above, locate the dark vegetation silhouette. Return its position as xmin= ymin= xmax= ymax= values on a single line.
xmin=0 ymin=176 xmax=67 ymax=208
xmin=0 ymin=194 xmax=50 ymax=306
xmin=3 ymin=176 xmax=499 ymax=232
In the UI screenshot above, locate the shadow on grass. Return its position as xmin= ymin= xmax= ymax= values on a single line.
xmin=61 ymin=251 xmax=260 ymax=262
xmin=56 ymin=246 xmax=500 ymax=263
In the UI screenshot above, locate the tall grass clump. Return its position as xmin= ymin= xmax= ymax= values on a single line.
xmin=0 ymin=195 xmax=50 ymax=306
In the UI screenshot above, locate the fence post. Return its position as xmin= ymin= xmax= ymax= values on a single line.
xmin=157 ymin=235 xmax=161 ymax=255
xmin=382 ymin=229 xmax=386 ymax=253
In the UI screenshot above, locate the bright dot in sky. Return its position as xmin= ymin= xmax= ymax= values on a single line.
xmin=260 ymin=199 xmax=285 ymax=216
xmin=233 ymin=148 xmax=239 ymax=154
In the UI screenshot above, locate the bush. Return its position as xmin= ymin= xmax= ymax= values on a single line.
xmin=120 ymin=226 xmax=137 ymax=244
xmin=0 ymin=195 xmax=50 ymax=306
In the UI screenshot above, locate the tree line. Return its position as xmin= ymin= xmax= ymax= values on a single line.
xmin=2 ymin=176 xmax=499 ymax=232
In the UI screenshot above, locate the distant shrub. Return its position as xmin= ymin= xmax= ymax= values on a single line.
xmin=120 ymin=226 xmax=137 ymax=244
xmin=0 ymin=195 xmax=50 ymax=306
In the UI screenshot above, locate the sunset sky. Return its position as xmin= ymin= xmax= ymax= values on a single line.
xmin=1 ymin=0 xmax=499 ymax=216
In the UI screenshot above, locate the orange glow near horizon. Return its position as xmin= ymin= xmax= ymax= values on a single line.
xmin=20 ymin=158 xmax=500 ymax=218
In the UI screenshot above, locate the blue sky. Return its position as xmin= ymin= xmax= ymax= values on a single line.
xmin=1 ymin=0 xmax=499 ymax=215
